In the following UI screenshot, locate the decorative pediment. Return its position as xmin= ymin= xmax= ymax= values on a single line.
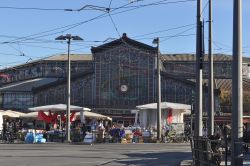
xmin=91 ymin=33 xmax=157 ymax=54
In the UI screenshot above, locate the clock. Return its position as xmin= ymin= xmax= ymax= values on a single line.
xmin=120 ymin=84 xmax=128 ymax=93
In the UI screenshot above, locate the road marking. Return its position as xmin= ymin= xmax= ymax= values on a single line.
xmin=118 ymin=158 xmax=158 ymax=161
xmin=80 ymin=161 xmax=106 ymax=164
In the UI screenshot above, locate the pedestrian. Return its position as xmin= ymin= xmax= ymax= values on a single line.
xmin=2 ymin=121 xmax=7 ymax=140
xmin=202 ymin=127 xmax=207 ymax=137
xmin=81 ymin=123 xmax=87 ymax=140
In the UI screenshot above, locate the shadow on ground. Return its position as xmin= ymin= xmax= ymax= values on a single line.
xmin=103 ymin=151 xmax=192 ymax=166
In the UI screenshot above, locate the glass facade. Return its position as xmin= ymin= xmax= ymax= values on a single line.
xmin=35 ymin=74 xmax=94 ymax=108
xmin=3 ymin=92 xmax=33 ymax=110
xmin=94 ymin=44 xmax=156 ymax=109
xmin=0 ymin=60 xmax=92 ymax=85
xmin=163 ymin=60 xmax=249 ymax=79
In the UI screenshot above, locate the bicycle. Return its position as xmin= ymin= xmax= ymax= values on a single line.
xmin=0 ymin=130 xmax=3 ymax=142
xmin=210 ymin=138 xmax=223 ymax=166
xmin=4 ymin=131 xmax=16 ymax=143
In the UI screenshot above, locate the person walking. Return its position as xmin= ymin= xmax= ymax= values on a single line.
xmin=81 ymin=123 xmax=87 ymax=141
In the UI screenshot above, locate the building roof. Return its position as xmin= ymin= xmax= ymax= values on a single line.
xmin=43 ymin=54 xmax=92 ymax=61
xmin=186 ymin=78 xmax=250 ymax=91
xmin=161 ymin=54 xmax=250 ymax=63
xmin=161 ymin=72 xmax=221 ymax=94
xmin=0 ymin=54 xmax=92 ymax=72
xmin=0 ymin=77 xmax=61 ymax=92
xmin=33 ymin=71 xmax=94 ymax=92
xmin=215 ymin=78 xmax=250 ymax=91
xmin=91 ymin=33 xmax=157 ymax=53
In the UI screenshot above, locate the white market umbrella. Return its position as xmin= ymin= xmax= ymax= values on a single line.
xmin=76 ymin=111 xmax=112 ymax=121
xmin=28 ymin=104 xmax=91 ymax=112
xmin=20 ymin=112 xmax=49 ymax=118
xmin=136 ymin=102 xmax=191 ymax=111
xmin=21 ymin=110 xmax=112 ymax=121
xmin=0 ymin=110 xmax=25 ymax=118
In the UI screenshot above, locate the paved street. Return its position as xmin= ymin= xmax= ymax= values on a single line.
xmin=0 ymin=143 xmax=191 ymax=166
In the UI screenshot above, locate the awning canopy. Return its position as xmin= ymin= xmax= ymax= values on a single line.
xmin=136 ymin=102 xmax=191 ymax=111
xmin=28 ymin=104 xmax=91 ymax=112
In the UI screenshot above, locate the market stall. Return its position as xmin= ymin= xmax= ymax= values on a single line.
xmin=0 ymin=110 xmax=25 ymax=130
xmin=27 ymin=104 xmax=113 ymax=143
xmin=0 ymin=110 xmax=26 ymax=142
xmin=28 ymin=104 xmax=91 ymax=128
xmin=75 ymin=111 xmax=112 ymax=143
xmin=136 ymin=102 xmax=191 ymax=129
xmin=27 ymin=104 xmax=92 ymax=142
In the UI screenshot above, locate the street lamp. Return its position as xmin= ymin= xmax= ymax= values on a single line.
xmin=231 ymin=0 xmax=243 ymax=165
xmin=153 ymin=37 xmax=161 ymax=141
xmin=55 ymin=34 xmax=83 ymax=142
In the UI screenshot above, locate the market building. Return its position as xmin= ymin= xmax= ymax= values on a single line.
xmin=0 ymin=33 xmax=250 ymax=126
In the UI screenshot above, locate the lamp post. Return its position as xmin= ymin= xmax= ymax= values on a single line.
xmin=231 ymin=0 xmax=243 ymax=165
xmin=55 ymin=34 xmax=83 ymax=142
xmin=153 ymin=37 xmax=161 ymax=141
xmin=207 ymin=0 xmax=214 ymax=136
xmin=195 ymin=0 xmax=203 ymax=137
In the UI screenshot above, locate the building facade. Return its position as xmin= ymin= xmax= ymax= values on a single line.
xmin=0 ymin=33 xmax=249 ymax=125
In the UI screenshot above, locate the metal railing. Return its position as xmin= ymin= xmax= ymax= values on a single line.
xmin=191 ymin=136 xmax=222 ymax=166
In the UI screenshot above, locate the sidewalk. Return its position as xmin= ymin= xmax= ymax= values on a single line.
xmin=179 ymin=159 xmax=250 ymax=166
xmin=179 ymin=160 xmax=230 ymax=166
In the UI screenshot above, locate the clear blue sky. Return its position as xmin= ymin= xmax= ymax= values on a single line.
xmin=0 ymin=0 xmax=249 ymax=68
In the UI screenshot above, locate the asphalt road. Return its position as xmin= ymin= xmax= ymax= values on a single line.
xmin=0 ymin=143 xmax=192 ymax=166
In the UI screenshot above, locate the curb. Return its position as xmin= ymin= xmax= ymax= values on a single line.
xmin=179 ymin=160 xmax=192 ymax=166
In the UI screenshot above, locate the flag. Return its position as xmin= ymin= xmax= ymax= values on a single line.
xmin=167 ymin=109 xmax=173 ymax=124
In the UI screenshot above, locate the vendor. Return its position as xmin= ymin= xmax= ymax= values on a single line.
xmin=45 ymin=123 xmax=50 ymax=131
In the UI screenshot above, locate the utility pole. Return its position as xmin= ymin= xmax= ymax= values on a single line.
xmin=231 ymin=0 xmax=243 ymax=165
xmin=153 ymin=37 xmax=161 ymax=141
xmin=207 ymin=0 xmax=214 ymax=136
xmin=55 ymin=34 xmax=83 ymax=142
xmin=195 ymin=0 xmax=203 ymax=136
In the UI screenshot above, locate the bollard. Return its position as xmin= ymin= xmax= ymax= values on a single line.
xmin=232 ymin=141 xmax=244 ymax=165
